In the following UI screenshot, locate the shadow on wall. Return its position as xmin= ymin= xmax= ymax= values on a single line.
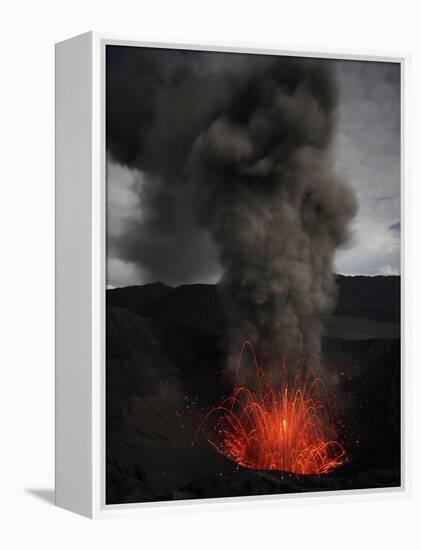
xmin=25 ymin=488 xmax=55 ymax=505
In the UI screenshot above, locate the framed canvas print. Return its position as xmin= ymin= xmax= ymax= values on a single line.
xmin=55 ymin=32 xmax=407 ymax=518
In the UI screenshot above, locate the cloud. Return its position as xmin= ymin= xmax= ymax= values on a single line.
xmin=106 ymin=159 xmax=140 ymax=249
xmin=335 ymin=217 xmax=400 ymax=275
xmin=106 ymin=161 xmax=223 ymax=286
xmin=331 ymin=60 xmax=400 ymax=275
xmin=107 ymin=257 xmax=143 ymax=288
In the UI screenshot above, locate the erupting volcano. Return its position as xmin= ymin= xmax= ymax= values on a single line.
xmin=198 ymin=340 xmax=346 ymax=475
xmin=105 ymin=46 xmax=401 ymax=505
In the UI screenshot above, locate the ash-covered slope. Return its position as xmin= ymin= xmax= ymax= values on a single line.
xmin=108 ymin=282 xmax=226 ymax=335
xmin=107 ymin=282 xmax=172 ymax=317
xmin=335 ymin=275 xmax=400 ymax=323
xmin=106 ymin=275 xmax=401 ymax=503
xmin=106 ymin=306 xmax=228 ymax=504
xmin=143 ymin=284 xmax=227 ymax=335
xmin=106 ymin=304 xmax=400 ymax=504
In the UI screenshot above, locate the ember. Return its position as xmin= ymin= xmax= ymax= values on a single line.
xmin=198 ymin=341 xmax=346 ymax=475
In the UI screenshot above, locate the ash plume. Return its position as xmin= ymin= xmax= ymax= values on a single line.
xmin=107 ymin=48 xmax=357 ymax=364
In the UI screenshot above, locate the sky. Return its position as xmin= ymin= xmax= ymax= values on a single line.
xmin=106 ymin=50 xmax=400 ymax=288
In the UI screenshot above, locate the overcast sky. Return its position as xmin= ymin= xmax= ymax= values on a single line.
xmin=333 ymin=60 xmax=400 ymax=276
xmin=106 ymin=52 xmax=400 ymax=288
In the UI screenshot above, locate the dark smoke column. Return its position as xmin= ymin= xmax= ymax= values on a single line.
xmin=106 ymin=50 xmax=357 ymax=367
xmin=189 ymin=58 xmax=357 ymax=363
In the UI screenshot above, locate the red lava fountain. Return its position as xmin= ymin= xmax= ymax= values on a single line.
xmin=198 ymin=341 xmax=346 ymax=475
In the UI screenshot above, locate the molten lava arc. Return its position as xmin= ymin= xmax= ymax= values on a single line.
xmin=198 ymin=341 xmax=346 ymax=475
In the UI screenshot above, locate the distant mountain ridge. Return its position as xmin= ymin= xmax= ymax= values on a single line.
xmin=335 ymin=275 xmax=400 ymax=323
xmin=107 ymin=282 xmax=172 ymax=317
xmin=107 ymin=275 xmax=400 ymax=335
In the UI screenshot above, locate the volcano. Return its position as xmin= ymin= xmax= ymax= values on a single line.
xmin=106 ymin=276 xmax=400 ymax=504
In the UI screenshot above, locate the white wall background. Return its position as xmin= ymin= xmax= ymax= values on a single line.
xmin=0 ymin=0 xmax=419 ymax=547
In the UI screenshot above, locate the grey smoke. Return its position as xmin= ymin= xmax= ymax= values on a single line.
xmin=106 ymin=47 xmax=248 ymax=285
xmin=107 ymin=48 xmax=357 ymax=361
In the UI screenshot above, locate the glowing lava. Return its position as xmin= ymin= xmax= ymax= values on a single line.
xmin=197 ymin=341 xmax=346 ymax=475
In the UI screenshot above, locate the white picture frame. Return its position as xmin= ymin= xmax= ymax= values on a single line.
xmin=55 ymin=31 xmax=409 ymax=518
